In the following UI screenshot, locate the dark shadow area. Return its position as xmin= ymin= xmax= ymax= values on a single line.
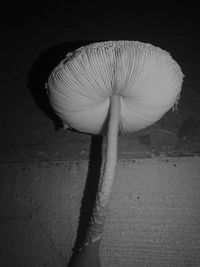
xmin=27 ymin=40 xmax=97 ymax=129
xmin=177 ymin=116 xmax=200 ymax=145
xmin=68 ymin=134 xmax=103 ymax=266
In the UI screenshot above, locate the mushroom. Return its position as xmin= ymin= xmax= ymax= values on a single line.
xmin=47 ymin=41 xmax=183 ymax=266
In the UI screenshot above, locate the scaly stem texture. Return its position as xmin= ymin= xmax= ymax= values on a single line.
xmin=84 ymin=94 xmax=121 ymax=246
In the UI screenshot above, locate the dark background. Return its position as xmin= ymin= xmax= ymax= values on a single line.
xmin=1 ymin=1 xmax=200 ymax=98
xmin=1 ymin=0 xmax=200 ymax=160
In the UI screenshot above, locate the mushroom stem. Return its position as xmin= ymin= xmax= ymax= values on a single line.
xmin=68 ymin=94 xmax=120 ymax=267
xmin=85 ymin=94 xmax=121 ymax=245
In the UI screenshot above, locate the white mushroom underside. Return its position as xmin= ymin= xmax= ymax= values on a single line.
xmin=48 ymin=41 xmax=183 ymax=135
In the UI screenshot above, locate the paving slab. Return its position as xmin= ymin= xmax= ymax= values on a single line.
xmin=0 ymin=157 xmax=200 ymax=266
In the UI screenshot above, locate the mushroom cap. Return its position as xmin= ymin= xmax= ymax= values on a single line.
xmin=47 ymin=41 xmax=183 ymax=135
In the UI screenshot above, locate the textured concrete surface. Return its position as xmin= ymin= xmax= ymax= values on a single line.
xmin=101 ymin=157 xmax=200 ymax=266
xmin=0 ymin=157 xmax=200 ymax=266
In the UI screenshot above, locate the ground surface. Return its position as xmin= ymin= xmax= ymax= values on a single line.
xmin=1 ymin=1 xmax=200 ymax=266
xmin=1 ymin=158 xmax=200 ymax=267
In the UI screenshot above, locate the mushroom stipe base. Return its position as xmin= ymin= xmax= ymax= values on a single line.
xmin=68 ymin=239 xmax=101 ymax=267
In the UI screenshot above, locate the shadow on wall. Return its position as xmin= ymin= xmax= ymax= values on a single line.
xmin=27 ymin=40 xmax=98 ymax=130
xmin=27 ymin=40 xmax=104 ymax=264
xmin=68 ymin=134 xmax=103 ymax=266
